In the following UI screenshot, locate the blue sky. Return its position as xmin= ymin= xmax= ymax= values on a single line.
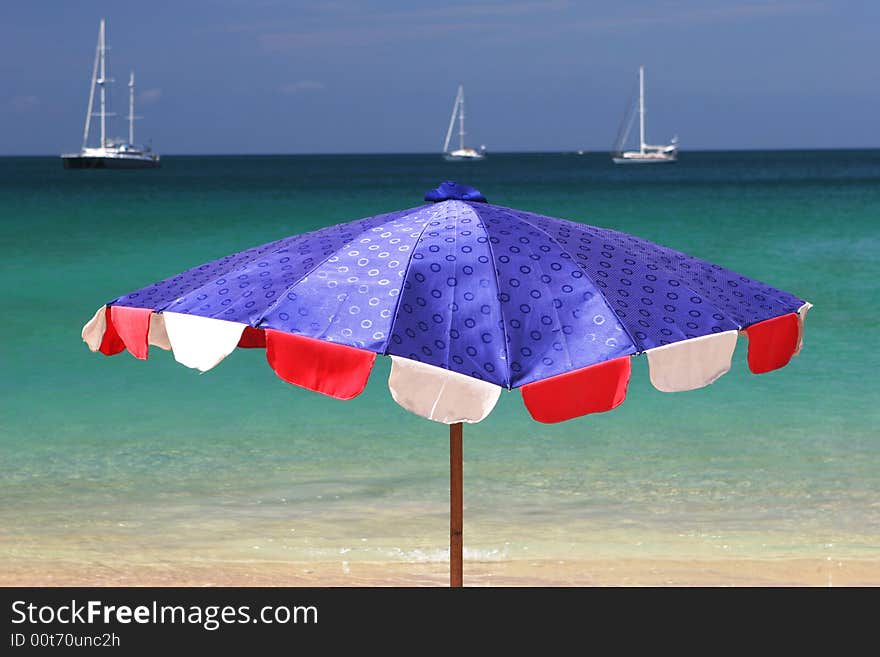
xmin=0 ymin=1 xmax=877 ymax=154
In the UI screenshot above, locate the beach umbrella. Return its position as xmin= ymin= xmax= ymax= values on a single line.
xmin=81 ymin=181 xmax=811 ymax=587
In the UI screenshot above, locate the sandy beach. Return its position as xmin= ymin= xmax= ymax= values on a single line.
xmin=4 ymin=558 xmax=879 ymax=587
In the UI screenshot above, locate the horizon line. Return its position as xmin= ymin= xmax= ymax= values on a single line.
xmin=3 ymin=146 xmax=880 ymax=158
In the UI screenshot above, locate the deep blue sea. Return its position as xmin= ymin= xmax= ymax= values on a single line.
xmin=1 ymin=151 xmax=878 ymax=579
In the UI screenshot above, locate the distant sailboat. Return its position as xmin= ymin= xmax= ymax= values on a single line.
xmin=611 ymin=66 xmax=677 ymax=164
xmin=442 ymin=85 xmax=486 ymax=161
xmin=62 ymin=18 xmax=160 ymax=169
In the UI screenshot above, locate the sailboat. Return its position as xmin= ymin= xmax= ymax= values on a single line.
xmin=62 ymin=18 xmax=160 ymax=169
xmin=611 ymin=66 xmax=677 ymax=164
xmin=442 ymin=85 xmax=486 ymax=161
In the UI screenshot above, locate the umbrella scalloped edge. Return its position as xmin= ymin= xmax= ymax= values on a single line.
xmin=163 ymin=311 xmax=247 ymax=372
xmin=388 ymin=355 xmax=501 ymax=424
xmin=742 ymin=313 xmax=800 ymax=375
xmin=108 ymin=305 xmax=153 ymax=360
xmin=83 ymin=303 xmax=812 ymax=423
xmin=520 ymin=356 xmax=631 ymax=424
xmin=82 ymin=305 xmax=109 ymax=352
xmin=646 ymin=330 xmax=738 ymax=393
xmin=266 ymin=329 xmax=376 ymax=400
xmin=794 ymin=301 xmax=812 ymax=356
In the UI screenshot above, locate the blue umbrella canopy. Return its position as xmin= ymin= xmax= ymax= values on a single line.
xmin=83 ymin=181 xmax=811 ymax=424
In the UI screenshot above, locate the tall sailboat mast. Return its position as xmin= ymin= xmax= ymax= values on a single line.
xmin=638 ymin=65 xmax=645 ymax=153
xmin=98 ymin=18 xmax=109 ymax=148
xmin=82 ymin=20 xmax=102 ymax=149
xmin=443 ymin=85 xmax=464 ymax=154
xmin=458 ymin=87 xmax=465 ymax=151
xmin=81 ymin=18 xmax=114 ymax=149
xmin=128 ymin=71 xmax=135 ymax=144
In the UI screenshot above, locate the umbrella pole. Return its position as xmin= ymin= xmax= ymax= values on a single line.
xmin=450 ymin=422 xmax=463 ymax=587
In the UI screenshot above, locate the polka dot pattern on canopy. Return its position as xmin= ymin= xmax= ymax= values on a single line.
xmin=388 ymin=201 xmax=510 ymax=385
xmin=399 ymin=202 xmax=637 ymax=388
xmin=261 ymin=204 xmax=442 ymax=350
xmin=586 ymin=222 xmax=804 ymax=327
xmin=109 ymin=207 xmax=421 ymax=315
xmin=493 ymin=206 xmax=804 ymax=350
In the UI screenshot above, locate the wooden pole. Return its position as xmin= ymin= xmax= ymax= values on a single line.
xmin=450 ymin=422 xmax=463 ymax=587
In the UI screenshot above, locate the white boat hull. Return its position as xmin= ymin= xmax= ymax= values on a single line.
xmin=62 ymin=153 xmax=160 ymax=169
xmin=443 ymin=152 xmax=486 ymax=161
xmin=612 ymin=154 xmax=677 ymax=164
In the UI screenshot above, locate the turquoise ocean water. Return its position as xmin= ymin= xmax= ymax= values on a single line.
xmin=1 ymin=151 xmax=878 ymax=574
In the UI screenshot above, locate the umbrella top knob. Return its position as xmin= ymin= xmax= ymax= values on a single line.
xmin=424 ymin=181 xmax=487 ymax=204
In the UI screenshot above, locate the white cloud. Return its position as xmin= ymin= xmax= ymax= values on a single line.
xmin=9 ymin=95 xmax=39 ymax=112
xmin=137 ymin=88 xmax=162 ymax=104
xmin=278 ymin=80 xmax=326 ymax=94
